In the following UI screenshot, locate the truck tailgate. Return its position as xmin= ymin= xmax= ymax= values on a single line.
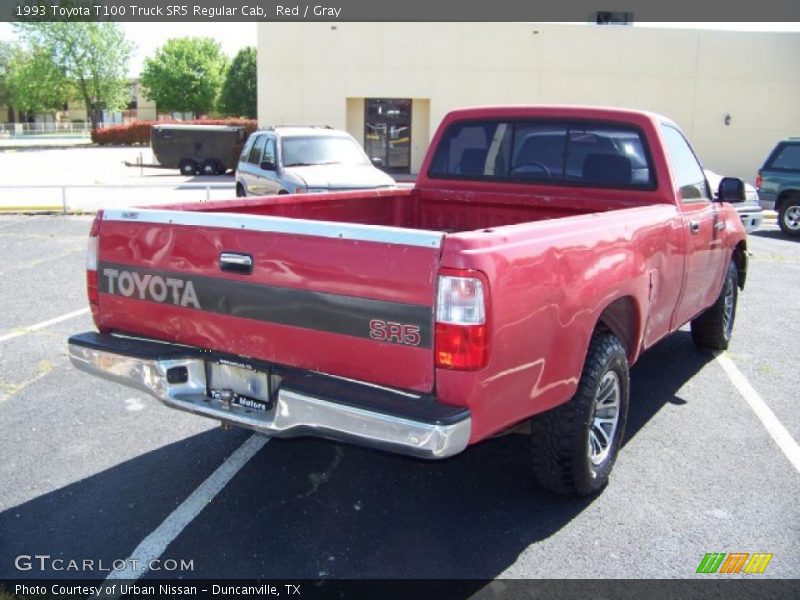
xmin=94 ymin=209 xmax=443 ymax=393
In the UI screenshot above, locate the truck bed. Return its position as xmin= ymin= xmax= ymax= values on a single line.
xmin=92 ymin=184 xmax=674 ymax=399
xmin=186 ymin=187 xmax=651 ymax=233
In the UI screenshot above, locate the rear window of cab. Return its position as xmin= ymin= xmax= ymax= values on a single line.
xmin=428 ymin=119 xmax=656 ymax=190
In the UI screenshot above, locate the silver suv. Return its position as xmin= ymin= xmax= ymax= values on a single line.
xmin=235 ymin=126 xmax=396 ymax=196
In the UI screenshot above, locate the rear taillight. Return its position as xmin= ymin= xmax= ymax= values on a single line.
xmin=86 ymin=210 xmax=103 ymax=306
xmin=755 ymin=173 xmax=762 ymax=189
xmin=435 ymin=273 xmax=489 ymax=370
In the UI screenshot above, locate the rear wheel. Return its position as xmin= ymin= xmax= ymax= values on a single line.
xmin=691 ymin=260 xmax=738 ymax=350
xmin=201 ymin=158 xmax=222 ymax=176
xmin=178 ymin=159 xmax=198 ymax=176
xmin=778 ymin=196 xmax=800 ymax=237
xmin=531 ymin=331 xmax=629 ymax=496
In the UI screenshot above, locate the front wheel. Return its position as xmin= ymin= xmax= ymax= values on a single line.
xmin=178 ymin=159 xmax=198 ymax=176
xmin=691 ymin=260 xmax=738 ymax=350
xmin=530 ymin=331 xmax=630 ymax=496
xmin=778 ymin=197 xmax=800 ymax=237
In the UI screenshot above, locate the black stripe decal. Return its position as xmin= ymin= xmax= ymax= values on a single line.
xmin=97 ymin=262 xmax=433 ymax=348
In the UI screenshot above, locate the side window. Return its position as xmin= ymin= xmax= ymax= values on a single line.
xmin=248 ymin=135 xmax=266 ymax=165
xmin=263 ymin=137 xmax=276 ymax=165
xmin=660 ymin=125 xmax=709 ymax=202
xmin=239 ymin=135 xmax=255 ymax=161
xmin=768 ymin=143 xmax=800 ymax=171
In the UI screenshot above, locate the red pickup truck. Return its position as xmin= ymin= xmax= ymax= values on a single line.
xmin=69 ymin=106 xmax=748 ymax=496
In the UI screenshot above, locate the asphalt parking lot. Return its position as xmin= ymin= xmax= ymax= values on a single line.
xmin=0 ymin=145 xmax=414 ymax=211
xmin=0 ymin=215 xmax=798 ymax=586
xmin=0 ymin=145 xmax=237 ymax=211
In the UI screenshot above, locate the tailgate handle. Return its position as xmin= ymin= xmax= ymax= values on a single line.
xmin=220 ymin=252 xmax=253 ymax=275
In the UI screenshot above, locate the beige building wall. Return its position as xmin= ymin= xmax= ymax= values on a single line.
xmin=63 ymin=79 xmax=158 ymax=122
xmin=257 ymin=23 xmax=800 ymax=181
xmin=345 ymin=98 xmax=364 ymax=144
xmin=66 ymin=99 xmax=86 ymax=123
xmin=134 ymin=80 xmax=157 ymax=120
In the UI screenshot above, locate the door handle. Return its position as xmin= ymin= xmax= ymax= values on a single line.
xmin=220 ymin=252 xmax=253 ymax=275
xmin=689 ymin=220 xmax=700 ymax=234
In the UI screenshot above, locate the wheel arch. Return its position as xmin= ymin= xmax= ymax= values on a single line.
xmin=776 ymin=188 xmax=800 ymax=213
xmin=595 ymin=296 xmax=641 ymax=364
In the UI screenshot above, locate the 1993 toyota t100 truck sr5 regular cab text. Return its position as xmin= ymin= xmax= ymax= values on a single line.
xmin=69 ymin=106 xmax=749 ymax=496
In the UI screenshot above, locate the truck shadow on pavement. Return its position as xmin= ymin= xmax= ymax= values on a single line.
xmin=0 ymin=333 xmax=713 ymax=580
xmin=625 ymin=330 xmax=715 ymax=440
xmin=749 ymin=229 xmax=797 ymax=242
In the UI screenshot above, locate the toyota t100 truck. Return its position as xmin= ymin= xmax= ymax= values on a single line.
xmin=69 ymin=106 xmax=748 ymax=496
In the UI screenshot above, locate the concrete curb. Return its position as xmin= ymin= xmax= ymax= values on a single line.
xmin=0 ymin=205 xmax=65 ymax=213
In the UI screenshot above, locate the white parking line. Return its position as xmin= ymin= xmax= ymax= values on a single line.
xmin=105 ymin=434 xmax=268 ymax=582
xmin=0 ymin=307 xmax=89 ymax=343
xmin=717 ymin=352 xmax=800 ymax=474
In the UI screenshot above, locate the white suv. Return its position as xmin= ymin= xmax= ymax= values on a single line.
xmin=235 ymin=126 xmax=396 ymax=196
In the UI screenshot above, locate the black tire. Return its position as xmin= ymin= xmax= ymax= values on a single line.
xmin=777 ymin=196 xmax=800 ymax=237
xmin=201 ymin=158 xmax=222 ymax=176
xmin=531 ymin=331 xmax=630 ymax=496
xmin=178 ymin=159 xmax=198 ymax=176
xmin=235 ymin=183 xmax=246 ymax=198
xmin=691 ymin=260 xmax=738 ymax=350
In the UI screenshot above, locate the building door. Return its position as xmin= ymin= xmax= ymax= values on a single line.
xmin=365 ymin=99 xmax=412 ymax=174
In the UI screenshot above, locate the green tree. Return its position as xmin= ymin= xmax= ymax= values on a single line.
xmin=0 ymin=41 xmax=12 ymax=121
xmin=217 ymin=46 xmax=257 ymax=118
xmin=3 ymin=44 xmax=71 ymax=120
xmin=15 ymin=22 xmax=133 ymax=127
xmin=140 ymin=37 xmax=229 ymax=116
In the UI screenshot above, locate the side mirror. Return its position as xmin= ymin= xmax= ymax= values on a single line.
xmin=718 ymin=177 xmax=746 ymax=203
xmin=370 ymin=157 xmax=384 ymax=167
xmin=260 ymin=159 xmax=276 ymax=171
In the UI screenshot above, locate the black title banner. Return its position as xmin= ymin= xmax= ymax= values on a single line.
xmin=2 ymin=0 xmax=800 ymax=23
xmin=2 ymin=579 xmax=800 ymax=600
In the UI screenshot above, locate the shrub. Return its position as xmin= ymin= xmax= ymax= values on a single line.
xmin=90 ymin=119 xmax=258 ymax=145
xmin=90 ymin=121 xmax=153 ymax=145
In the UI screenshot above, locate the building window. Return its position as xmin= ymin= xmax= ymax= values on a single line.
xmin=365 ymin=99 xmax=412 ymax=173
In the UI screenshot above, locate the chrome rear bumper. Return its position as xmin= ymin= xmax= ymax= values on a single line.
xmin=68 ymin=332 xmax=471 ymax=459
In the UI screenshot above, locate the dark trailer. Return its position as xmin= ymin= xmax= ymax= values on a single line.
xmin=151 ymin=124 xmax=246 ymax=175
